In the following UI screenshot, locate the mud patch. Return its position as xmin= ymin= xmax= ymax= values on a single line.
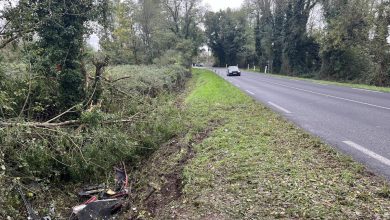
xmin=144 ymin=143 xmax=192 ymax=217
xmin=125 ymin=122 xmax=219 ymax=219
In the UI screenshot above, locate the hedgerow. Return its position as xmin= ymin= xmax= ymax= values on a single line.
xmin=0 ymin=64 xmax=190 ymax=218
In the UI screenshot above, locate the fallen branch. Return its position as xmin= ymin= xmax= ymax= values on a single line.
xmin=0 ymin=120 xmax=80 ymax=128
xmin=110 ymin=76 xmax=132 ymax=83
xmin=87 ymin=75 xmax=132 ymax=84
xmin=44 ymin=104 xmax=79 ymax=124
xmin=0 ymin=114 xmax=141 ymax=128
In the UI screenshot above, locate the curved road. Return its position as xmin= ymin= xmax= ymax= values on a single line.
xmin=212 ymin=68 xmax=390 ymax=180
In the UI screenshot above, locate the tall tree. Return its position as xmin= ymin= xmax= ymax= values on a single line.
xmin=319 ymin=0 xmax=372 ymax=81
xmin=137 ymin=0 xmax=161 ymax=63
xmin=1 ymin=0 xmax=110 ymax=118
xmin=101 ymin=0 xmax=140 ymax=64
xmin=369 ymin=1 xmax=390 ymax=86
xmin=160 ymin=0 xmax=204 ymax=66
xmin=253 ymin=0 xmax=273 ymax=69
xmin=282 ymin=0 xmax=320 ymax=75
xmin=272 ymin=0 xmax=287 ymax=73
xmin=205 ymin=9 xmax=248 ymax=66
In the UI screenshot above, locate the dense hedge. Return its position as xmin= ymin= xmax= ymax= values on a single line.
xmin=0 ymin=65 xmax=190 ymax=217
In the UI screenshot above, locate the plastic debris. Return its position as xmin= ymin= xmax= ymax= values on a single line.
xmin=71 ymin=162 xmax=129 ymax=219
xmin=75 ymin=199 xmax=120 ymax=219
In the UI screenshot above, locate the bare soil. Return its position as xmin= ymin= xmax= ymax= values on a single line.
xmin=124 ymin=124 xmax=217 ymax=219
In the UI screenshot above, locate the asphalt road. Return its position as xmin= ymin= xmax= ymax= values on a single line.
xmin=211 ymin=68 xmax=390 ymax=179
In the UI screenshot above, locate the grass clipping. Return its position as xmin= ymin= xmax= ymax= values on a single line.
xmin=159 ymin=69 xmax=390 ymax=219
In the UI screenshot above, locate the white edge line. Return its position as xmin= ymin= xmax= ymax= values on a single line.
xmin=234 ymin=84 xmax=241 ymax=88
xmin=245 ymin=90 xmax=255 ymax=95
xmin=263 ymin=80 xmax=390 ymax=111
xmin=268 ymin=102 xmax=292 ymax=114
xmin=343 ymin=141 xmax=390 ymax=167
xmin=351 ymin=88 xmax=383 ymax=93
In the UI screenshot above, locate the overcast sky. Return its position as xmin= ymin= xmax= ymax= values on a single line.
xmin=203 ymin=0 xmax=244 ymax=11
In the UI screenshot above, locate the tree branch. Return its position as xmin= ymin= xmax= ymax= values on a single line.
xmin=0 ymin=29 xmax=34 ymax=49
xmin=0 ymin=34 xmax=18 ymax=49
xmin=0 ymin=114 xmax=141 ymax=128
xmin=0 ymin=120 xmax=80 ymax=128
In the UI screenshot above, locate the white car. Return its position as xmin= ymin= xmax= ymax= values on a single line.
xmin=227 ymin=66 xmax=241 ymax=76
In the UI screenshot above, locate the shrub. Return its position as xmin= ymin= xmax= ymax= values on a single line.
xmin=1 ymin=65 xmax=189 ymax=182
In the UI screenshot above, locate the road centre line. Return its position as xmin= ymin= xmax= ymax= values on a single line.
xmin=260 ymin=80 xmax=390 ymax=111
xmin=343 ymin=141 xmax=390 ymax=167
xmin=245 ymin=90 xmax=255 ymax=95
xmin=268 ymin=102 xmax=292 ymax=114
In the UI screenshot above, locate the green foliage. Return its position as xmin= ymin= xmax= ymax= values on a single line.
xmin=205 ymin=9 xmax=249 ymax=67
xmin=0 ymin=64 xmax=190 ymax=216
xmin=101 ymin=0 xmax=139 ymax=65
xmin=154 ymin=50 xmax=183 ymax=66
xmin=281 ymin=0 xmax=320 ymax=75
xmin=1 ymin=0 xmax=117 ymax=121
xmin=1 ymin=64 xmax=189 ymax=181
xmin=0 ymin=56 xmax=31 ymax=119
xmin=32 ymin=0 xmax=94 ymax=111
xmin=80 ymin=109 xmax=105 ymax=126
xmin=203 ymin=0 xmax=390 ymax=85
xmin=366 ymin=2 xmax=390 ymax=86
xmin=102 ymin=0 xmax=204 ymax=66
xmin=318 ymin=0 xmax=372 ymax=81
xmin=254 ymin=2 xmax=273 ymax=69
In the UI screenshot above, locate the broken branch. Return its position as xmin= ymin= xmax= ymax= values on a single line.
xmin=1 ymin=114 xmax=141 ymax=128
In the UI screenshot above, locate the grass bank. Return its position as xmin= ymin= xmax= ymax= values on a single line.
xmin=156 ymin=69 xmax=390 ymax=219
xmin=248 ymin=69 xmax=390 ymax=93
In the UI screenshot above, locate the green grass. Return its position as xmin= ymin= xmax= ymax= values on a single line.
xmin=250 ymin=69 xmax=390 ymax=93
xmin=162 ymin=69 xmax=390 ymax=219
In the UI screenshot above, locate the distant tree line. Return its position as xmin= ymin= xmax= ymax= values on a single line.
xmin=101 ymin=0 xmax=204 ymax=66
xmin=205 ymin=0 xmax=390 ymax=86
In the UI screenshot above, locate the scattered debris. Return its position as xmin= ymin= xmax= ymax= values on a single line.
xmin=71 ymin=162 xmax=129 ymax=219
xmin=74 ymin=199 xmax=120 ymax=220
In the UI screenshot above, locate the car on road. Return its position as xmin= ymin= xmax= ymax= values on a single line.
xmin=194 ymin=63 xmax=204 ymax=67
xmin=227 ymin=66 xmax=241 ymax=76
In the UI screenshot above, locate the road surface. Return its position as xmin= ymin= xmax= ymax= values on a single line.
xmin=212 ymin=68 xmax=390 ymax=180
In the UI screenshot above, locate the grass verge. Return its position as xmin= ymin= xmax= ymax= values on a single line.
xmin=157 ymin=69 xmax=390 ymax=219
xmin=249 ymin=69 xmax=390 ymax=93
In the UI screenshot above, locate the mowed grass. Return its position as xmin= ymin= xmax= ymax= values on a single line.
xmin=250 ymin=69 xmax=390 ymax=93
xmin=168 ymin=69 xmax=390 ymax=219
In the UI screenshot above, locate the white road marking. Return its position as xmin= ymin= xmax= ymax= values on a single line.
xmin=262 ymin=80 xmax=390 ymax=111
xmin=351 ymin=88 xmax=383 ymax=93
xmin=234 ymin=84 xmax=241 ymax=88
xmin=245 ymin=90 xmax=255 ymax=95
xmin=268 ymin=102 xmax=292 ymax=114
xmin=343 ymin=141 xmax=390 ymax=167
